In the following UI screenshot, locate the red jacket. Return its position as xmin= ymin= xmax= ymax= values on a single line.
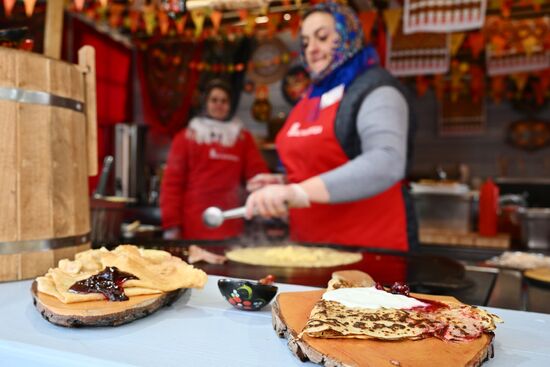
xmin=160 ymin=129 xmax=268 ymax=240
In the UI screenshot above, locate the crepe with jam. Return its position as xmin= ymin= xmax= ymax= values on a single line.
xmin=36 ymin=245 xmax=207 ymax=303
xmin=301 ymin=276 xmax=502 ymax=343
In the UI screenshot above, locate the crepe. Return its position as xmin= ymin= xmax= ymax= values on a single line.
xmin=301 ymin=275 xmax=502 ymax=342
xmin=37 ymin=245 xmax=207 ymax=303
xmin=226 ymin=245 xmax=362 ymax=268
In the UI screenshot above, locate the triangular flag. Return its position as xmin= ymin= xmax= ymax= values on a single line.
xmin=238 ymin=9 xmax=248 ymax=23
xmin=191 ymin=9 xmax=206 ymax=38
xmin=175 ymin=13 xmax=188 ymax=34
xmin=210 ymin=10 xmax=223 ymax=34
xmin=3 ymin=0 xmax=16 ymax=17
xmin=267 ymin=13 xmax=282 ymax=38
xmin=289 ymin=13 xmax=301 ymax=38
xmin=260 ymin=3 xmax=269 ymax=16
xmin=158 ymin=11 xmax=170 ymax=35
xmin=415 ymin=76 xmax=430 ymax=97
xmin=490 ymin=35 xmax=506 ymax=56
xmin=501 ymin=0 xmax=513 ymax=17
xmin=449 ymin=33 xmax=466 ymax=57
xmin=522 ymin=36 xmax=537 ymax=56
xmin=23 ymin=0 xmax=37 ymax=17
xmin=489 ymin=0 xmax=501 ymax=9
xmin=467 ymin=32 xmax=485 ymax=59
xmin=512 ymin=74 xmax=528 ymax=96
xmin=74 ymin=0 xmax=85 ymax=11
xmin=143 ymin=5 xmax=157 ymax=36
xmin=129 ymin=10 xmax=141 ymax=33
xmin=109 ymin=3 xmax=125 ymax=28
xmin=383 ymin=8 xmax=402 ymax=38
xmin=358 ymin=11 xmax=377 ymax=43
xmin=244 ymin=14 xmax=256 ymax=36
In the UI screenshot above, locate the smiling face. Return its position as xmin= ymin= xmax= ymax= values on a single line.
xmin=206 ymin=87 xmax=231 ymax=121
xmin=301 ymin=12 xmax=340 ymax=76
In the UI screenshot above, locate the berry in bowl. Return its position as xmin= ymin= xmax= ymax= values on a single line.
xmin=218 ymin=275 xmax=278 ymax=311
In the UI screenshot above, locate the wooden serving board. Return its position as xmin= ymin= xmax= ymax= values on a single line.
xmin=31 ymin=281 xmax=186 ymax=327
xmin=272 ymin=290 xmax=494 ymax=367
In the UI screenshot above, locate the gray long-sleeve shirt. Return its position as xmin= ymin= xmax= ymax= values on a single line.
xmin=320 ymin=86 xmax=409 ymax=203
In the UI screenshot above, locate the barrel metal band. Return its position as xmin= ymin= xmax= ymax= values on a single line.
xmin=0 ymin=233 xmax=91 ymax=255
xmin=0 ymin=86 xmax=85 ymax=113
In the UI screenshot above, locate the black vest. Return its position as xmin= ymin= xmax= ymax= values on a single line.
xmin=334 ymin=67 xmax=419 ymax=251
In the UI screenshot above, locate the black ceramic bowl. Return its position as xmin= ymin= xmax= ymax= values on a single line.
xmin=218 ymin=278 xmax=278 ymax=311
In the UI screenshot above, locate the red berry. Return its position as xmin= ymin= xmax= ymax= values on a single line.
xmin=259 ymin=274 xmax=276 ymax=285
xmin=390 ymin=282 xmax=410 ymax=296
xmin=375 ymin=282 xmax=385 ymax=291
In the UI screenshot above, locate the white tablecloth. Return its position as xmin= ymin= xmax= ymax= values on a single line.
xmin=0 ymin=276 xmax=549 ymax=367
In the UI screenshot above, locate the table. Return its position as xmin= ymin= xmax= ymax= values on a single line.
xmin=1 ymin=276 xmax=549 ymax=367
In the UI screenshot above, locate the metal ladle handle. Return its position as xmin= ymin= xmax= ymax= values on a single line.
xmin=202 ymin=206 xmax=247 ymax=228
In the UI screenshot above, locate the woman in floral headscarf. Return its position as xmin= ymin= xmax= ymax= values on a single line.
xmin=246 ymin=2 xmax=417 ymax=251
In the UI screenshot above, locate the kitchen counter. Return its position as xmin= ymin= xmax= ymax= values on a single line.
xmin=94 ymin=240 xmax=550 ymax=314
xmin=1 ymin=275 xmax=550 ymax=366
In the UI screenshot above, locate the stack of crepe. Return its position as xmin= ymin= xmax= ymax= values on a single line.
xmin=37 ymin=245 xmax=207 ymax=304
xmin=301 ymin=273 xmax=502 ymax=342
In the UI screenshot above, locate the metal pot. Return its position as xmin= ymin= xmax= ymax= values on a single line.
xmin=520 ymin=208 xmax=550 ymax=250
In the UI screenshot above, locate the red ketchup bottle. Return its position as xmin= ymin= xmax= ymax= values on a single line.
xmin=478 ymin=178 xmax=499 ymax=236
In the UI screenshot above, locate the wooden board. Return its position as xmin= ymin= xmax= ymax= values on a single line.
xmin=272 ymin=290 xmax=494 ymax=367
xmin=31 ymin=281 xmax=186 ymax=327
xmin=525 ymin=268 xmax=550 ymax=288
xmin=420 ymin=229 xmax=510 ymax=249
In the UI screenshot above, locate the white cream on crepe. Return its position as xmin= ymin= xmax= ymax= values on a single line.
xmin=322 ymin=287 xmax=428 ymax=310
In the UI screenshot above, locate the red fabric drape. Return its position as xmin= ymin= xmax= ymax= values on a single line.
xmin=69 ymin=18 xmax=133 ymax=193
xmin=137 ymin=41 xmax=204 ymax=136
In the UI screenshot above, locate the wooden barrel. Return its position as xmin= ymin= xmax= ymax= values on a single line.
xmin=0 ymin=46 xmax=98 ymax=282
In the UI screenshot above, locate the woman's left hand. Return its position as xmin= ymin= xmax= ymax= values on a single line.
xmin=245 ymin=184 xmax=310 ymax=219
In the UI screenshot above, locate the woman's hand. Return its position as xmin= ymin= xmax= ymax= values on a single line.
xmin=246 ymin=173 xmax=286 ymax=192
xmin=245 ymin=184 xmax=310 ymax=218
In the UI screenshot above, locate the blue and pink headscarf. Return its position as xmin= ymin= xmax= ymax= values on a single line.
xmin=301 ymin=2 xmax=379 ymax=99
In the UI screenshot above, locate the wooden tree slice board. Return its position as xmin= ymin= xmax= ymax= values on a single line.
xmin=272 ymin=290 xmax=494 ymax=367
xmin=31 ymin=281 xmax=186 ymax=327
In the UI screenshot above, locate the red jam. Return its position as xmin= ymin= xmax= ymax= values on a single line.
xmin=410 ymin=297 xmax=450 ymax=312
xmin=68 ymin=266 xmax=139 ymax=301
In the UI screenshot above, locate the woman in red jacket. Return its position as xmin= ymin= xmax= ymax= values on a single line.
xmin=245 ymin=3 xmax=417 ymax=251
xmin=160 ymin=79 xmax=268 ymax=240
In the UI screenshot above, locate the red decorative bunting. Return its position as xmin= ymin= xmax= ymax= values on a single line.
xmin=3 ymin=0 xmax=16 ymax=17
xmin=467 ymin=32 xmax=485 ymax=59
xmin=358 ymin=11 xmax=377 ymax=43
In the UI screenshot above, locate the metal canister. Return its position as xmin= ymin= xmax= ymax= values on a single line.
xmin=520 ymin=208 xmax=550 ymax=250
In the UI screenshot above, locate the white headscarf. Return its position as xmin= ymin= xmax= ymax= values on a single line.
xmin=187 ymin=116 xmax=243 ymax=147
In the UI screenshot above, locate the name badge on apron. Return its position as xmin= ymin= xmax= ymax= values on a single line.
xmin=320 ymin=84 xmax=345 ymax=109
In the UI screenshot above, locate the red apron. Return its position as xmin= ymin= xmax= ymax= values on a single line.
xmin=276 ymin=90 xmax=409 ymax=250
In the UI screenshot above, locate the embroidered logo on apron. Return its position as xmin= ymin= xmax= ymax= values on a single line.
xmin=287 ymin=122 xmax=324 ymax=137
xmin=209 ymin=148 xmax=239 ymax=162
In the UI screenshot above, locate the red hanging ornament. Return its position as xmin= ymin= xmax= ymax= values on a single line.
xmin=467 ymin=32 xmax=485 ymax=59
